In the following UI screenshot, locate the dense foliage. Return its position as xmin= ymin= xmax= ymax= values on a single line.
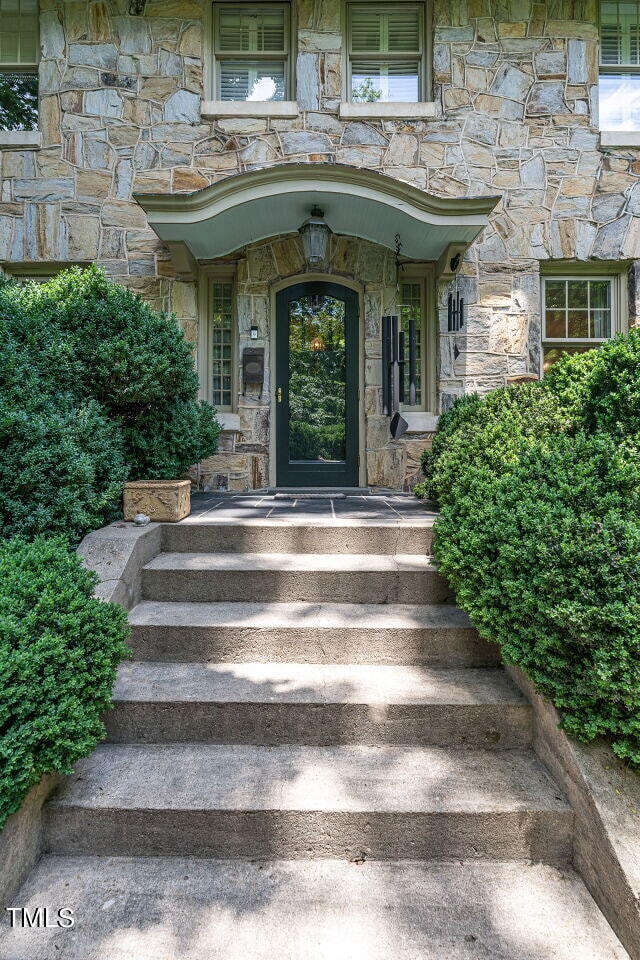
xmin=0 ymin=267 xmax=220 ymax=539
xmin=0 ymin=537 xmax=130 ymax=828
xmin=417 ymin=335 xmax=640 ymax=765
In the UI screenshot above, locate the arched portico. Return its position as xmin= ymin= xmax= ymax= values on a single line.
xmin=135 ymin=163 xmax=499 ymax=273
xmin=135 ymin=167 xmax=499 ymax=492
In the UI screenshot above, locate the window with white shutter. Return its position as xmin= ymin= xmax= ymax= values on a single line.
xmin=213 ymin=3 xmax=291 ymax=102
xmin=599 ymin=0 xmax=640 ymax=130
xmin=0 ymin=0 xmax=38 ymax=131
xmin=347 ymin=3 xmax=427 ymax=103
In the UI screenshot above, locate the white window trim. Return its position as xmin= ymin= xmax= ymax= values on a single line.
xmin=598 ymin=0 xmax=640 ymax=137
xmin=207 ymin=0 xmax=295 ymax=105
xmin=339 ymin=101 xmax=435 ymax=119
xmin=540 ymin=273 xmax=625 ymax=376
xmin=600 ymin=129 xmax=640 ymax=146
xmin=0 ymin=129 xmax=41 ymax=149
xmin=200 ymin=269 xmax=238 ymax=415
xmin=201 ymin=99 xmax=298 ymax=118
xmin=342 ymin=0 xmax=433 ymax=108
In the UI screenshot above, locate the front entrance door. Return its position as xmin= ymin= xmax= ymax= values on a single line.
xmin=275 ymin=281 xmax=359 ymax=487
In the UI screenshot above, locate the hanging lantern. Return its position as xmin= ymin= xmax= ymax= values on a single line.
xmin=311 ymin=335 xmax=326 ymax=351
xmin=299 ymin=206 xmax=331 ymax=266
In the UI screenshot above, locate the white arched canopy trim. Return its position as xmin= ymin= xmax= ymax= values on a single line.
xmin=135 ymin=163 xmax=499 ymax=271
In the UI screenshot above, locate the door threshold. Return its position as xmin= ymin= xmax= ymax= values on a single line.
xmin=268 ymin=487 xmax=372 ymax=496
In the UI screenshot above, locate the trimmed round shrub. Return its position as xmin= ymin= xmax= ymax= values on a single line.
xmin=16 ymin=266 xmax=200 ymax=408
xmin=0 ymin=267 xmax=221 ymax=539
xmin=0 ymin=397 xmax=128 ymax=541
xmin=0 ymin=537 xmax=130 ymax=827
xmin=414 ymin=395 xmax=482 ymax=501
xmin=579 ymin=329 xmax=640 ymax=438
xmin=435 ymin=432 xmax=640 ymax=765
xmin=415 ymin=383 xmax=567 ymax=508
xmin=121 ymin=399 xmax=222 ymax=480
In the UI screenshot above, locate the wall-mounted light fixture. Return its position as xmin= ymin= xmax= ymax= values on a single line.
xmin=128 ymin=0 xmax=146 ymax=14
xmin=298 ymin=206 xmax=331 ymax=267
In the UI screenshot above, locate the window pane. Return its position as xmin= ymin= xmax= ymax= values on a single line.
xmin=351 ymin=60 xmax=420 ymax=102
xmin=567 ymin=280 xmax=588 ymax=308
xmin=545 ymin=309 xmax=566 ymax=338
xmin=0 ymin=0 xmax=38 ymax=65
xmin=599 ymin=73 xmax=640 ymax=129
xmin=545 ymin=280 xmax=566 ymax=309
xmin=590 ymin=280 xmax=612 ymax=337
xmin=0 ymin=72 xmax=38 ymax=131
xmin=212 ymin=282 xmax=233 ymax=409
xmin=400 ymin=282 xmax=422 ymax=406
xmin=350 ymin=7 xmax=420 ymax=53
xmin=600 ymin=0 xmax=640 ymax=63
xmin=218 ymin=5 xmax=286 ymax=53
xmin=219 ymin=61 xmax=285 ymax=101
xmin=567 ymin=310 xmax=589 ymax=338
xmin=543 ymin=344 xmax=597 ymax=373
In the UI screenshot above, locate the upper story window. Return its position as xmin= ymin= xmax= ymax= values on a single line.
xmin=542 ymin=277 xmax=618 ymax=373
xmin=213 ymin=2 xmax=291 ymax=102
xmin=0 ymin=0 xmax=38 ymax=131
xmin=599 ymin=1 xmax=640 ymax=130
xmin=347 ymin=3 xmax=427 ymax=103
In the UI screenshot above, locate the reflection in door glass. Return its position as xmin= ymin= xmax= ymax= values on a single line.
xmin=288 ymin=295 xmax=346 ymax=463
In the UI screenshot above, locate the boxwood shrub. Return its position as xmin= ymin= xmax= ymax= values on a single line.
xmin=0 ymin=537 xmax=130 ymax=828
xmin=418 ymin=335 xmax=640 ymax=766
xmin=0 ymin=266 xmax=221 ymax=539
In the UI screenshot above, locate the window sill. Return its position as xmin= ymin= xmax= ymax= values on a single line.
xmin=217 ymin=412 xmax=241 ymax=430
xmin=401 ymin=411 xmax=439 ymax=432
xmin=339 ymin=102 xmax=436 ymax=120
xmin=0 ymin=130 xmax=41 ymax=150
xmin=201 ymin=100 xmax=299 ymax=119
xmin=600 ymin=130 xmax=640 ymax=148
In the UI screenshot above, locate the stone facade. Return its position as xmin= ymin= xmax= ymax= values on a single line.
xmin=1 ymin=0 xmax=639 ymax=489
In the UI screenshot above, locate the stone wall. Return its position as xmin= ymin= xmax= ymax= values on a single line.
xmin=1 ymin=0 xmax=639 ymax=487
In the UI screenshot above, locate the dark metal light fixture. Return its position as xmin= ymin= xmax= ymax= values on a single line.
xmin=299 ymin=206 xmax=331 ymax=266
xmin=128 ymin=0 xmax=145 ymax=14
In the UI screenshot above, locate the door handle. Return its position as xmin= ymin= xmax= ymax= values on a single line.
xmin=277 ymin=386 xmax=282 ymax=402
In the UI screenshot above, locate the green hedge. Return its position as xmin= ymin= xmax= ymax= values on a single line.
xmin=0 ymin=267 xmax=221 ymax=539
xmin=418 ymin=335 xmax=640 ymax=766
xmin=0 ymin=537 xmax=130 ymax=828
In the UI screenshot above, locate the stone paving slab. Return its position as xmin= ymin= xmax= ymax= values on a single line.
xmin=186 ymin=493 xmax=437 ymax=524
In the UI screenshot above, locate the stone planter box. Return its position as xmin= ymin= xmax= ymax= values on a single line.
xmin=123 ymin=480 xmax=191 ymax=523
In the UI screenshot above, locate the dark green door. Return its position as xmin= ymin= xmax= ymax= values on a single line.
xmin=275 ymin=281 xmax=359 ymax=487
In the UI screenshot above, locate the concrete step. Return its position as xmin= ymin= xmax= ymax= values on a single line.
xmin=105 ymin=662 xmax=531 ymax=748
xmin=162 ymin=519 xmax=434 ymax=555
xmin=1 ymin=856 xmax=627 ymax=960
xmin=128 ymin=601 xmax=499 ymax=666
xmin=45 ymin=743 xmax=572 ymax=862
xmin=141 ymin=553 xmax=452 ymax=604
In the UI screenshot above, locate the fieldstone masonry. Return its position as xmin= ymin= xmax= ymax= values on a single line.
xmin=1 ymin=0 xmax=639 ymax=489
